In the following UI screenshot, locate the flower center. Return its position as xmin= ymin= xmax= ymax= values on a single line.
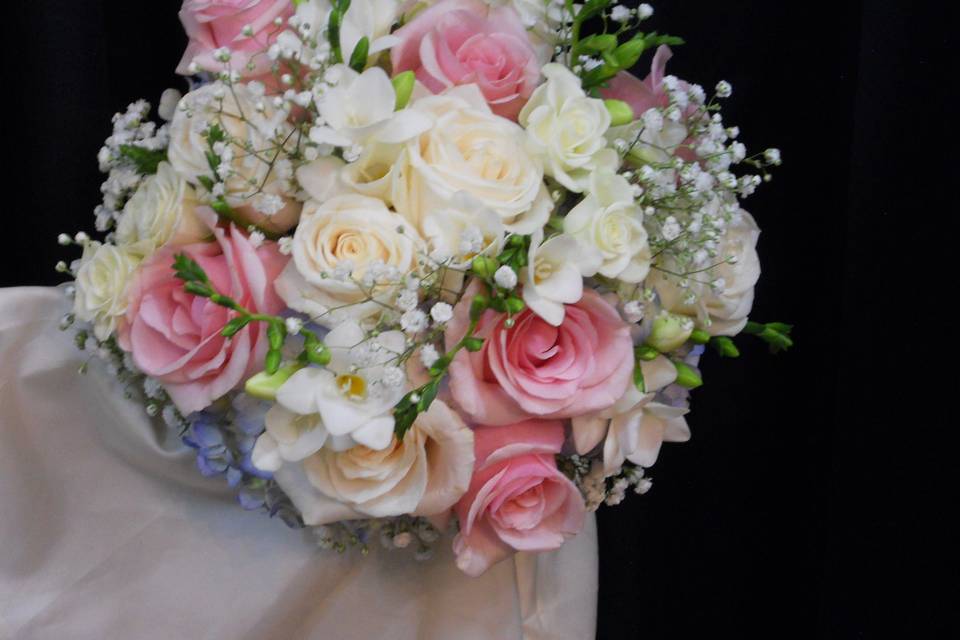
xmin=336 ymin=374 xmax=367 ymax=401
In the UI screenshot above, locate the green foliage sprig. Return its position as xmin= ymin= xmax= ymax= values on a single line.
xmin=172 ymin=254 xmax=331 ymax=375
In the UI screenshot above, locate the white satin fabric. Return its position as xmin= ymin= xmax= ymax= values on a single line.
xmin=0 ymin=287 xmax=598 ymax=639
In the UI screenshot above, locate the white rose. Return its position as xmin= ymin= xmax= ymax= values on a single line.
xmin=310 ymin=66 xmax=431 ymax=147
xmin=391 ymin=85 xmax=553 ymax=234
xmin=519 ymin=63 xmax=619 ymax=192
xmin=563 ymin=171 xmax=651 ymax=282
xmin=167 ymin=82 xmax=301 ymax=234
xmin=250 ymin=321 xmax=409 ymax=471
xmin=520 ymin=230 xmax=601 ymax=326
xmin=655 ymin=207 xmax=761 ymax=335
xmin=115 ymin=162 xmax=208 ymax=258
xmin=274 ymin=194 xmax=422 ymax=325
xmin=571 ymin=355 xmax=690 ymax=476
xmin=73 ymin=242 xmax=140 ymax=341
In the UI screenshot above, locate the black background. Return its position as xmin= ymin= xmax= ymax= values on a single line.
xmin=5 ymin=2 xmax=951 ymax=638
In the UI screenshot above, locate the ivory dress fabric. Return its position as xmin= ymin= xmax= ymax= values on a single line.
xmin=0 ymin=287 xmax=598 ymax=639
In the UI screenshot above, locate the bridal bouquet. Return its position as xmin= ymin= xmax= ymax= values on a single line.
xmin=58 ymin=0 xmax=791 ymax=576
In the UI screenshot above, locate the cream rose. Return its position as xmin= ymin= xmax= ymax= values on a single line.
xmin=274 ymin=194 xmax=422 ymax=325
xmin=519 ymin=63 xmax=619 ymax=192
xmin=73 ymin=242 xmax=140 ymax=341
xmin=115 ymin=161 xmax=208 ymax=258
xmin=304 ymin=400 xmax=475 ymax=518
xmin=269 ymin=400 xmax=475 ymax=524
xmin=390 ymin=85 xmax=553 ymax=234
xmin=167 ymin=82 xmax=301 ymax=234
xmin=563 ymin=171 xmax=651 ymax=283
xmin=655 ymin=207 xmax=761 ymax=336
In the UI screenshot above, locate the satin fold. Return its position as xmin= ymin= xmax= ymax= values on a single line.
xmin=0 ymin=286 xmax=598 ymax=639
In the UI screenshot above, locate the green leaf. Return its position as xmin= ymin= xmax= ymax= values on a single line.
xmin=206 ymin=124 xmax=227 ymax=144
xmin=348 ymin=36 xmax=369 ymax=72
xmin=613 ymin=37 xmax=647 ymax=70
xmin=579 ymin=34 xmax=617 ymax=53
xmin=633 ymin=362 xmax=646 ymax=393
xmin=328 ymin=9 xmax=343 ymax=63
xmin=184 ymin=281 xmax=213 ymax=298
xmin=118 ymin=145 xmax=167 ymax=175
xmin=197 ymin=175 xmax=215 ymax=192
xmin=417 ymin=379 xmax=440 ymax=413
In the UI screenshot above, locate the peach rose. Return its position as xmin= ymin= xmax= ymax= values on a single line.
xmin=391 ymin=0 xmax=545 ymax=120
xmin=446 ymin=284 xmax=635 ymax=425
xmin=453 ymin=420 xmax=586 ymax=576
xmin=118 ymin=209 xmax=288 ymax=414
xmin=176 ymin=0 xmax=293 ymax=78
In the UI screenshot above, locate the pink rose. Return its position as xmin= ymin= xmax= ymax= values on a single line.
xmin=453 ymin=420 xmax=586 ymax=576
xmin=118 ymin=209 xmax=288 ymax=414
xmin=446 ymin=284 xmax=635 ymax=425
xmin=176 ymin=0 xmax=293 ymax=78
xmin=391 ymin=0 xmax=545 ymax=120
xmin=599 ymin=45 xmax=675 ymax=119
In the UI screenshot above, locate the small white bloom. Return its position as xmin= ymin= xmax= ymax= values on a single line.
xmin=494 ymin=265 xmax=518 ymax=290
xmin=642 ymin=108 xmax=664 ymax=133
xmin=285 ymin=317 xmax=304 ymax=335
xmin=397 ymin=289 xmax=419 ymax=312
xmin=401 ymin=309 xmax=428 ymax=334
xmin=278 ymin=236 xmax=294 ymax=255
xmin=715 ymin=80 xmax=733 ymax=98
xmin=248 ymin=230 xmax=265 ymax=248
xmin=430 ymin=302 xmax=453 ymax=324
xmin=765 ymin=148 xmax=782 ymax=165
xmin=332 ymin=259 xmax=355 ymax=281
xmin=637 ymin=3 xmax=654 ymax=19
xmin=610 ymin=5 xmax=631 ymax=22
xmin=623 ymin=300 xmax=645 ymax=323
xmin=419 ymin=344 xmax=440 ymax=369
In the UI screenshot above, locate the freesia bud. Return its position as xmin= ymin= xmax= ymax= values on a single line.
xmin=604 ymin=99 xmax=634 ymax=127
xmin=392 ymin=71 xmax=416 ymax=110
xmin=244 ymin=363 xmax=305 ymax=400
xmin=646 ymin=311 xmax=694 ymax=352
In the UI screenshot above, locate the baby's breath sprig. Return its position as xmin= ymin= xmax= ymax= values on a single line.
xmin=392 ymin=290 xmax=489 ymax=440
xmin=172 ymin=254 xmax=332 ymax=376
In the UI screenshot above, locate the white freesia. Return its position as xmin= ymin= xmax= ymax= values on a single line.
xmin=563 ymin=171 xmax=651 ymax=282
xmin=520 ymin=230 xmax=601 ymax=326
xmin=391 ymin=85 xmax=553 ymax=235
xmin=656 ymin=207 xmax=761 ymax=335
xmin=274 ymin=194 xmax=422 ymax=326
xmin=610 ymin=115 xmax=689 ymax=166
xmin=296 ymin=143 xmax=401 ymax=205
xmin=519 ymin=63 xmax=619 ymax=192
xmin=115 ymin=162 xmax=208 ymax=258
xmin=571 ymin=356 xmax=690 ymax=476
xmin=310 ymin=66 xmax=432 ymax=147
xmin=251 ymin=322 xmax=408 ymax=475
xmin=282 ymin=0 xmax=400 ymax=65
xmin=73 ymin=242 xmax=140 ymax=341
xmin=167 ymin=82 xmax=301 ymax=233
